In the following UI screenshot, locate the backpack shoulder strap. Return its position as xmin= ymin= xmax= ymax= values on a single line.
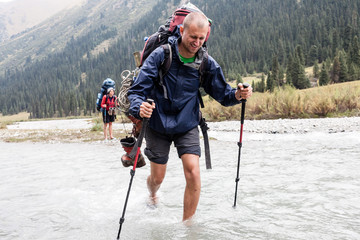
xmin=198 ymin=52 xmax=211 ymax=168
xmin=199 ymin=51 xmax=209 ymax=86
xmin=157 ymin=44 xmax=172 ymax=99
xmin=198 ymin=51 xmax=209 ymax=108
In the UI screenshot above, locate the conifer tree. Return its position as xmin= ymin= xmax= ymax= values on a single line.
xmin=236 ymin=74 xmax=243 ymax=85
xmin=308 ymin=45 xmax=318 ymax=66
xmin=331 ymin=30 xmax=339 ymax=57
xmin=297 ymin=67 xmax=310 ymax=89
xmin=331 ymin=56 xmax=341 ymax=83
xmin=291 ymin=56 xmax=301 ymax=88
xmin=348 ymin=63 xmax=358 ymax=81
xmin=278 ymin=67 xmax=285 ymax=86
xmin=295 ymin=45 xmax=305 ymax=66
xmin=271 ymin=56 xmax=280 ymax=87
xmin=313 ymin=60 xmax=320 ymax=78
xmin=259 ymin=73 xmax=266 ymax=92
xmin=349 ymin=36 xmax=360 ymax=66
xmin=343 ymin=25 xmax=353 ymax=52
xmin=319 ymin=64 xmax=330 ymax=86
xmin=286 ymin=55 xmax=293 ymax=85
xmin=266 ymin=72 xmax=274 ymax=92
xmin=339 ymin=52 xmax=349 ymax=82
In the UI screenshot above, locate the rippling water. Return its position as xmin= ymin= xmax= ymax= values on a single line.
xmin=0 ymin=130 xmax=359 ymax=240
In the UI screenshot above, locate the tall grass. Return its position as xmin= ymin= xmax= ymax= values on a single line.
xmin=202 ymin=81 xmax=360 ymax=121
xmin=2 ymin=82 xmax=359 ymax=125
xmin=91 ymin=117 xmax=103 ymax=131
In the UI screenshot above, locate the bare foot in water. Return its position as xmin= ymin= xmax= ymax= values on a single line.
xmin=147 ymin=195 xmax=158 ymax=209
xmin=183 ymin=217 xmax=194 ymax=226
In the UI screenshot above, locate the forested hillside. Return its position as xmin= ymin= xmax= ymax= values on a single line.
xmin=0 ymin=0 xmax=359 ymax=118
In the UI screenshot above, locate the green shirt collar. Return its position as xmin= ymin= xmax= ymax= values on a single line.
xmin=179 ymin=53 xmax=196 ymax=63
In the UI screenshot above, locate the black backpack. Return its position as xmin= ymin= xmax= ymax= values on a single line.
xmin=139 ymin=2 xmax=211 ymax=68
xmin=138 ymin=2 xmax=211 ymax=108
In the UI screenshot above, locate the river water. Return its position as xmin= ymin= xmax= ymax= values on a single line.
xmin=0 ymin=123 xmax=360 ymax=239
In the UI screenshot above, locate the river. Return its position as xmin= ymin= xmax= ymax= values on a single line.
xmin=0 ymin=119 xmax=360 ymax=239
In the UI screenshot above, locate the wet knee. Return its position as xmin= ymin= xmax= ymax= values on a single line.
xmin=150 ymin=175 xmax=164 ymax=186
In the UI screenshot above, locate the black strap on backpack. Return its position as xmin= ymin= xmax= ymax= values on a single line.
xmin=199 ymin=112 xmax=211 ymax=169
xmin=198 ymin=51 xmax=208 ymax=108
xmin=158 ymin=44 xmax=172 ymax=99
xmin=158 ymin=44 xmax=212 ymax=169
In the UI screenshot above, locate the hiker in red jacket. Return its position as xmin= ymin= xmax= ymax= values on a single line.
xmin=101 ymin=87 xmax=118 ymax=140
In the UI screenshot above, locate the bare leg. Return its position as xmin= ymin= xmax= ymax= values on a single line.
xmin=103 ymin=123 xmax=108 ymax=140
xmin=181 ymin=153 xmax=201 ymax=221
xmin=109 ymin=122 xmax=113 ymax=139
xmin=147 ymin=161 xmax=167 ymax=204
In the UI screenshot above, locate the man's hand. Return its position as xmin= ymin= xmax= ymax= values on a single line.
xmin=235 ymin=83 xmax=252 ymax=101
xmin=139 ymin=101 xmax=156 ymax=119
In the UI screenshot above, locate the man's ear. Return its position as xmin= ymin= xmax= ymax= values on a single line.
xmin=179 ymin=25 xmax=184 ymax=36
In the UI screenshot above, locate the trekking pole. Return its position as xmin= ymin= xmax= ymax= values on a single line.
xmin=103 ymin=106 xmax=107 ymax=140
xmin=116 ymin=99 xmax=154 ymax=240
xmin=233 ymin=83 xmax=249 ymax=208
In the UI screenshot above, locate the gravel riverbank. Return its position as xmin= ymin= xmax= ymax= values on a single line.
xmin=208 ymin=117 xmax=360 ymax=134
xmin=0 ymin=117 xmax=359 ymax=143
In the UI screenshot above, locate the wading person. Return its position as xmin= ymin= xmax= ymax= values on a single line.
xmin=128 ymin=12 xmax=252 ymax=221
xmin=101 ymin=87 xmax=118 ymax=141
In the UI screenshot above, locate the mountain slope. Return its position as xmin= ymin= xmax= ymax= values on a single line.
xmin=0 ymin=0 xmax=158 ymax=70
xmin=0 ymin=0 xmax=85 ymax=42
xmin=0 ymin=0 xmax=359 ymax=117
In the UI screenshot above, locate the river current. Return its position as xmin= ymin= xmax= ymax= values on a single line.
xmin=0 ymin=124 xmax=359 ymax=239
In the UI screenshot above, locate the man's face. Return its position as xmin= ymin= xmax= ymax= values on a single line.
xmin=179 ymin=23 xmax=208 ymax=58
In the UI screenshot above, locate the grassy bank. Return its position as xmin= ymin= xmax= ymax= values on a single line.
xmin=0 ymin=112 xmax=30 ymax=129
xmin=202 ymin=80 xmax=360 ymax=121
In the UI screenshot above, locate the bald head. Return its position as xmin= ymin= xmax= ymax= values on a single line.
xmin=178 ymin=12 xmax=209 ymax=58
xmin=183 ymin=12 xmax=209 ymax=31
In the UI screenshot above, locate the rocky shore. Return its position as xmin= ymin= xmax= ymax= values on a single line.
xmin=208 ymin=117 xmax=360 ymax=134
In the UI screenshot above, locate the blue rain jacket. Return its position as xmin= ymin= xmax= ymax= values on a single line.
xmin=128 ymin=38 xmax=240 ymax=134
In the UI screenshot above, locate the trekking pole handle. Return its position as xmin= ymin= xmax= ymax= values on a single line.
xmin=147 ymin=98 xmax=154 ymax=106
xmin=144 ymin=99 xmax=154 ymax=120
xmin=237 ymin=83 xmax=250 ymax=90
xmin=242 ymin=83 xmax=250 ymax=88
xmin=237 ymin=83 xmax=249 ymax=101
xmin=237 ymin=83 xmax=249 ymax=124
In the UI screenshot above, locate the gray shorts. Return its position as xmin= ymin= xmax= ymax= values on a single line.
xmin=144 ymin=127 xmax=201 ymax=165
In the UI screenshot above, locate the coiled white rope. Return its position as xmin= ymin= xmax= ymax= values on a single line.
xmin=117 ymin=69 xmax=135 ymax=113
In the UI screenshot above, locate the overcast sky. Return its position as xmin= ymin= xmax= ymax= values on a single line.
xmin=0 ymin=0 xmax=15 ymax=2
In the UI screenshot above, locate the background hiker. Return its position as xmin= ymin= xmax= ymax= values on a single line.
xmin=128 ymin=12 xmax=252 ymax=221
xmin=101 ymin=87 xmax=118 ymax=141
